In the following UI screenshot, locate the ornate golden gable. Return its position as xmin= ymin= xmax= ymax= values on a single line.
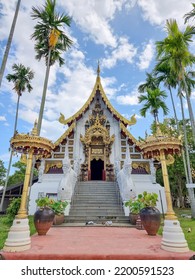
xmin=80 ymin=115 xmax=115 ymax=146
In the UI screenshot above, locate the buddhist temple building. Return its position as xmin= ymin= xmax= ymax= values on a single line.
xmin=28 ymin=65 xmax=166 ymax=222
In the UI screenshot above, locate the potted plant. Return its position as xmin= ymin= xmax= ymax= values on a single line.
xmin=50 ymin=200 xmax=68 ymax=225
xmin=125 ymin=197 xmax=144 ymax=225
xmin=139 ymin=191 xmax=161 ymax=236
xmin=34 ymin=197 xmax=55 ymax=235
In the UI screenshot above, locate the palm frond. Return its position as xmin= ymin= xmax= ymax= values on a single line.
xmin=31 ymin=0 xmax=73 ymax=66
xmin=184 ymin=3 xmax=195 ymax=23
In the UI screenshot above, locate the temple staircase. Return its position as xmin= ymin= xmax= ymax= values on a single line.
xmin=64 ymin=181 xmax=130 ymax=224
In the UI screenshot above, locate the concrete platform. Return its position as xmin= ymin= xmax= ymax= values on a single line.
xmin=1 ymin=226 xmax=194 ymax=260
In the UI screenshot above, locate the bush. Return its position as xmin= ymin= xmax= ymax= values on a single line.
xmin=6 ymin=197 xmax=21 ymax=222
xmin=50 ymin=200 xmax=68 ymax=215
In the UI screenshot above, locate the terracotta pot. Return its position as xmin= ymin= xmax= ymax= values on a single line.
xmin=53 ymin=214 xmax=65 ymax=225
xmin=129 ymin=213 xmax=139 ymax=225
xmin=139 ymin=207 xmax=161 ymax=236
xmin=34 ymin=207 xmax=55 ymax=235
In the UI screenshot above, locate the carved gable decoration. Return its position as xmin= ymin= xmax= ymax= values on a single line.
xmin=80 ymin=99 xmax=115 ymax=146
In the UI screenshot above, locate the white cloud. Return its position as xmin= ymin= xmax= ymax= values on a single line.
xmin=137 ymin=0 xmax=193 ymax=28
xmin=102 ymin=37 xmax=137 ymax=69
xmin=117 ymin=94 xmax=139 ymax=105
xmin=137 ymin=40 xmax=155 ymax=70
xmin=58 ymin=0 xmax=122 ymax=47
xmin=116 ymin=86 xmax=140 ymax=105
xmin=0 ymin=116 xmax=6 ymax=121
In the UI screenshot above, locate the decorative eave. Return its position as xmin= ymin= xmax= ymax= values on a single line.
xmin=120 ymin=122 xmax=140 ymax=150
xmin=138 ymin=126 xmax=182 ymax=159
xmin=58 ymin=67 xmax=137 ymax=127
xmin=10 ymin=121 xmax=54 ymax=157
xmin=54 ymin=122 xmax=76 ymax=147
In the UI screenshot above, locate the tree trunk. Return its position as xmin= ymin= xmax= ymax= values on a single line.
xmin=169 ymin=86 xmax=178 ymax=125
xmin=182 ymin=73 xmax=195 ymax=145
xmin=14 ymin=94 xmax=20 ymax=134
xmin=0 ymin=0 xmax=21 ymax=87
xmin=37 ymin=48 xmax=52 ymax=135
xmin=179 ymin=94 xmax=195 ymax=217
xmin=168 ymin=86 xmax=188 ymax=192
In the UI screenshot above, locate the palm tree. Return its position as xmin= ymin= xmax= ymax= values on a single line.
xmin=138 ymin=88 xmax=169 ymax=124
xmin=154 ymin=63 xmax=178 ymax=124
xmin=0 ymin=0 xmax=21 ymax=87
xmin=156 ymin=19 xmax=195 ymax=143
xmin=155 ymin=19 xmax=195 ymax=217
xmin=0 ymin=64 xmax=34 ymax=212
xmin=6 ymin=64 xmax=34 ymax=133
xmin=31 ymin=0 xmax=73 ymax=135
xmin=138 ymin=72 xmax=159 ymax=93
xmin=154 ymin=62 xmax=189 ymax=195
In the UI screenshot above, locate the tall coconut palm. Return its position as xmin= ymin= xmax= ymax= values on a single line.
xmin=156 ymin=19 xmax=195 ymax=217
xmin=154 ymin=63 xmax=178 ymax=124
xmin=31 ymin=0 xmax=73 ymax=135
xmin=0 ymin=0 xmax=21 ymax=87
xmin=154 ymin=62 xmax=190 ymax=193
xmin=156 ymin=19 xmax=195 ymax=143
xmin=138 ymin=88 xmax=169 ymax=124
xmin=0 ymin=64 xmax=34 ymax=212
xmin=138 ymin=72 xmax=159 ymax=93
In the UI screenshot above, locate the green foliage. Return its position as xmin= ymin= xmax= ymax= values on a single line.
xmin=125 ymin=192 xmax=158 ymax=213
xmin=0 ymin=160 xmax=6 ymax=186
xmin=35 ymin=197 xmax=68 ymax=214
xmin=28 ymin=215 xmax=37 ymax=236
xmin=6 ymin=63 xmax=34 ymax=96
xmin=139 ymin=191 xmax=158 ymax=208
xmin=50 ymin=200 xmax=68 ymax=215
xmin=31 ymin=0 xmax=73 ymax=66
xmin=6 ymin=197 xmax=21 ymax=221
xmin=8 ymin=161 xmax=38 ymax=186
xmin=35 ymin=197 xmax=53 ymax=208
xmin=125 ymin=197 xmax=144 ymax=214
xmin=138 ymin=88 xmax=169 ymax=123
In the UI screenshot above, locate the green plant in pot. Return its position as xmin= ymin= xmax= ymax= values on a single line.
xmin=125 ymin=197 xmax=144 ymax=225
xmin=139 ymin=191 xmax=161 ymax=236
xmin=50 ymin=200 xmax=68 ymax=225
xmin=34 ymin=197 xmax=55 ymax=235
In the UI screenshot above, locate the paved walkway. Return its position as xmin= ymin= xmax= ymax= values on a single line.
xmin=1 ymin=226 xmax=194 ymax=260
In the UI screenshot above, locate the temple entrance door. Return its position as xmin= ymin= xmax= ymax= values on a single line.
xmin=90 ymin=159 xmax=104 ymax=180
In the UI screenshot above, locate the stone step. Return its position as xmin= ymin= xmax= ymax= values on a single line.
xmin=76 ymin=190 xmax=117 ymax=193
xmin=66 ymin=181 xmax=126 ymax=224
xmin=74 ymin=192 xmax=118 ymax=196
xmin=69 ymin=205 xmax=123 ymax=209
xmin=69 ymin=212 xmax=124 ymax=216
xmin=64 ymin=216 xmax=130 ymax=224
xmin=71 ymin=201 xmax=120 ymax=205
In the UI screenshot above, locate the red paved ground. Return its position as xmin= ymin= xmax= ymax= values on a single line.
xmin=1 ymin=227 xmax=194 ymax=260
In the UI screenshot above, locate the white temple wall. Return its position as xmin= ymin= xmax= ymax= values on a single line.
xmin=73 ymin=98 xmax=122 ymax=166
xmin=28 ymin=174 xmax=64 ymax=215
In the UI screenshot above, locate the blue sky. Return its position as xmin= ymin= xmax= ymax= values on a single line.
xmin=0 ymin=0 xmax=195 ymax=172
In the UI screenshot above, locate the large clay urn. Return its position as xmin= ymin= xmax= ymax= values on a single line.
xmin=34 ymin=207 xmax=55 ymax=235
xmin=140 ymin=207 xmax=161 ymax=236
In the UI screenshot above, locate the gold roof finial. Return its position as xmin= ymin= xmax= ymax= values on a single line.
xmin=97 ymin=60 xmax=100 ymax=77
xmin=31 ymin=119 xmax=38 ymax=136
